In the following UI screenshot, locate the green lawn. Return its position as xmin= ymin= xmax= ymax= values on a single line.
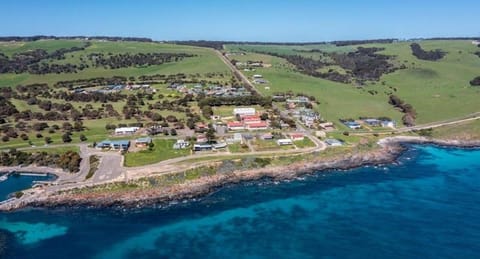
xmin=293 ymin=137 xmax=316 ymax=148
xmin=430 ymin=119 xmax=480 ymax=140
xmin=124 ymin=139 xmax=190 ymax=167
xmin=228 ymin=143 xmax=250 ymax=153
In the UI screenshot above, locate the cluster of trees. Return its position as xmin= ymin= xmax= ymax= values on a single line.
xmin=470 ymin=76 xmax=480 ymax=86
xmin=0 ymin=43 xmax=91 ymax=74
xmin=332 ymin=39 xmax=396 ymax=46
xmin=245 ymin=47 xmax=397 ymax=83
xmin=0 ymin=149 xmax=81 ymax=173
xmin=198 ymin=95 xmax=272 ymax=110
xmin=0 ymin=97 xmax=19 ymax=117
xmin=388 ymin=95 xmax=417 ymax=126
xmin=54 ymin=76 xmax=128 ymax=89
xmin=330 ymin=47 xmax=397 ymax=82
xmin=138 ymin=73 xmax=186 ymax=82
xmin=87 ymin=52 xmax=195 ymax=69
xmin=410 ymin=43 xmax=446 ymax=61
xmin=172 ymin=39 xmax=398 ymax=49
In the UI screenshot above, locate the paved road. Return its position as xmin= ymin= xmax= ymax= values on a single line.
xmin=349 ymin=113 xmax=480 ymax=136
xmin=215 ymin=50 xmax=262 ymax=95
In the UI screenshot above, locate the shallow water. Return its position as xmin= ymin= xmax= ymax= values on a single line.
xmin=1 ymin=145 xmax=480 ymax=259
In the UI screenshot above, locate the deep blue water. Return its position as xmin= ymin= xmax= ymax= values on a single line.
xmin=1 ymin=145 xmax=480 ymax=259
xmin=0 ymin=173 xmax=55 ymax=201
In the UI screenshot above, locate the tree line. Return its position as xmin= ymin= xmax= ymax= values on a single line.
xmin=410 ymin=43 xmax=446 ymax=61
xmin=0 ymin=42 xmax=91 ymax=74
xmin=0 ymin=149 xmax=81 ymax=173
xmin=249 ymin=47 xmax=398 ymax=83
xmin=388 ymin=95 xmax=416 ymax=126
xmin=87 ymin=52 xmax=196 ymax=69
xmin=0 ymin=36 xmax=152 ymax=42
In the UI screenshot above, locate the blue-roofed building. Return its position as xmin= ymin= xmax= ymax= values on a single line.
xmin=343 ymin=121 xmax=362 ymax=130
xmin=96 ymin=139 xmax=130 ymax=150
xmin=111 ymin=140 xmax=130 ymax=150
xmin=364 ymin=119 xmax=381 ymax=126
xmin=96 ymin=140 xmax=112 ymax=149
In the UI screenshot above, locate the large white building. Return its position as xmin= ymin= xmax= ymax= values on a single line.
xmin=233 ymin=107 xmax=256 ymax=116
xmin=114 ymin=127 xmax=139 ymax=135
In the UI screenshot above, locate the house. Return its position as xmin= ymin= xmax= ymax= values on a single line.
xmin=195 ymin=122 xmax=207 ymax=132
xmin=260 ymin=132 xmax=273 ymax=140
xmin=286 ymin=96 xmax=310 ymax=104
xmin=196 ymin=134 xmax=208 ymax=143
xmin=242 ymin=115 xmax=262 ymax=125
xmin=343 ymin=121 xmax=361 ymax=130
xmin=96 ymin=140 xmax=113 ymax=149
xmin=97 ymin=140 xmax=130 ymax=150
xmin=147 ymin=125 xmax=163 ymax=135
xmin=289 ymin=133 xmax=305 ymax=141
xmin=364 ymin=119 xmax=381 ymax=127
xmin=253 ymin=79 xmax=267 ymax=84
xmin=227 ymin=121 xmax=245 ymax=131
xmin=325 ymin=139 xmax=343 ymax=147
xmin=233 ymin=133 xmax=243 ymax=143
xmin=233 ymin=107 xmax=256 ymax=116
xmin=194 ymin=143 xmax=213 ymax=151
xmin=111 ymin=140 xmax=130 ymax=150
xmin=135 ymin=137 xmax=152 ymax=147
xmin=212 ymin=142 xmax=227 ymax=149
xmin=319 ymin=122 xmax=335 ymax=131
xmin=381 ymin=120 xmax=396 ymax=128
xmin=114 ymin=127 xmax=139 ymax=135
xmin=214 ymin=124 xmax=227 ymax=135
xmin=277 ymin=139 xmax=293 ymax=146
xmin=173 ymin=139 xmax=190 ymax=149
xmin=246 ymin=122 xmax=268 ymax=131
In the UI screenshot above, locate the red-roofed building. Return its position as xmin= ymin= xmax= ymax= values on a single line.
xmin=227 ymin=121 xmax=245 ymax=130
xmin=242 ymin=115 xmax=262 ymax=125
xmin=246 ymin=121 xmax=268 ymax=130
xmin=289 ymin=133 xmax=305 ymax=141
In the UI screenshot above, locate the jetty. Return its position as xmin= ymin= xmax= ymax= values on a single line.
xmin=19 ymin=172 xmax=48 ymax=177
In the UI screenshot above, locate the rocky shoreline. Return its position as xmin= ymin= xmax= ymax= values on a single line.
xmin=2 ymin=136 xmax=480 ymax=211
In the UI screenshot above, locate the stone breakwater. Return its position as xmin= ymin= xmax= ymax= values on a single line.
xmin=2 ymin=136 xmax=480 ymax=211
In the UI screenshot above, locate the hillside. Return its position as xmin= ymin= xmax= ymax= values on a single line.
xmin=225 ymin=40 xmax=480 ymax=125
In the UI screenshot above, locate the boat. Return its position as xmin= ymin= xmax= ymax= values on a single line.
xmin=0 ymin=174 xmax=8 ymax=182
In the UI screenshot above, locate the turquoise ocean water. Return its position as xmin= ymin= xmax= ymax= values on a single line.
xmin=1 ymin=145 xmax=479 ymax=259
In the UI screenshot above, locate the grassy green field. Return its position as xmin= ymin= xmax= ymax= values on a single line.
xmin=124 ymin=139 xmax=190 ymax=167
xmin=293 ymin=138 xmax=316 ymax=148
xmin=0 ymin=40 xmax=230 ymax=87
xmin=430 ymin=119 xmax=480 ymax=140
xmin=225 ymin=40 xmax=480 ymax=125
